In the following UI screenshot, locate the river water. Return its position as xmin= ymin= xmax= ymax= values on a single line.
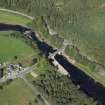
xmin=0 ymin=23 xmax=105 ymax=105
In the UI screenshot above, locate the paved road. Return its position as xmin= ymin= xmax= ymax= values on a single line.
xmin=0 ymin=8 xmax=34 ymax=20
xmin=0 ymin=65 xmax=36 ymax=83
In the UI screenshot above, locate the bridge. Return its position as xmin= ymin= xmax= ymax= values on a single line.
xmin=48 ymin=51 xmax=69 ymax=76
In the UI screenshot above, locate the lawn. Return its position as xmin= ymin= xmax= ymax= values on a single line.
xmin=0 ymin=10 xmax=31 ymax=26
xmin=0 ymin=32 xmax=35 ymax=63
xmin=0 ymin=78 xmax=43 ymax=105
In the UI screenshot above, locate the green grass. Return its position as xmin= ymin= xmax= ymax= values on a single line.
xmin=0 ymin=32 xmax=35 ymax=63
xmin=0 ymin=10 xmax=31 ymax=25
xmin=35 ymin=58 xmax=54 ymax=75
xmin=0 ymin=78 xmax=43 ymax=105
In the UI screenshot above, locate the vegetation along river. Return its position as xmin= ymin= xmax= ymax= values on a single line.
xmin=0 ymin=23 xmax=105 ymax=105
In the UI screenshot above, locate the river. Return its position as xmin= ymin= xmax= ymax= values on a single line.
xmin=0 ymin=23 xmax=105 ymax=105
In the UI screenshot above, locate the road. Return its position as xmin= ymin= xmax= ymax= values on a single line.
xmin=0 ymin=65 xmax=50 ymax=105
xmin=22 ymin=76 xmax=50 ymax=105
xmin=0 ymin=8 xmax=34 ymax=20
xmin=0 ymin=65 xmax=36 ymax=83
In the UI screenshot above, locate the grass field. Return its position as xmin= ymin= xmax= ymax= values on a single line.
xmin=0 ymin=78 xmax=43 ymax=105
xmin=0 ymin=32 xmax=35 ymax=63
xmin=0 ymin=10 xmax=31 ymax=25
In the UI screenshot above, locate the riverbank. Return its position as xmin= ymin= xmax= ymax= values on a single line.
xmin=36 ymin=27 xmax=105 ymax=87
xmin=33 ymin=26 xmax=105 ymax=104
xmin=55 ymin=54 xmax=105 ymax=104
